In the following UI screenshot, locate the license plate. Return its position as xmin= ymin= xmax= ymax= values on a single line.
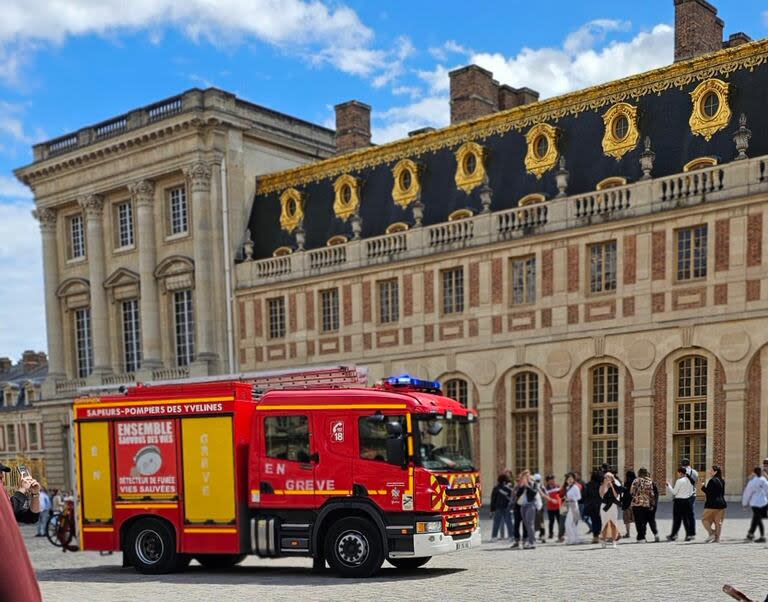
xmin=456 ymin=541 xmax=471 ymax=551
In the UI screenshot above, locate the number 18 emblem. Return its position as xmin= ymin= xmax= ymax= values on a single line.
xmin=331 ymin=420 xmax=344 ymax=442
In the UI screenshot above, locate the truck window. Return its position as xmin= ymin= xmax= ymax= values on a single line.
xmin=358 ymin=415 xmax=405 ymax=462
xmin=264 ymin=416 xmax=310 ymax=463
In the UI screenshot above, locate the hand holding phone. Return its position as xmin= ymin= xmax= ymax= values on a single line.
xmin=18 ymin=464 xmax=30 ymax=480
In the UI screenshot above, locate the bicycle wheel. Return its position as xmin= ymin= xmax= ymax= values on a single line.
xmin=46 ymin=513 xmax=63 ymax=547
xmin=56 ymin=512 xmax=75 ymax=547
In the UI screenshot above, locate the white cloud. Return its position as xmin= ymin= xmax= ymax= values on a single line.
xmin=0 ymin=0 xmax=404 ymax=85
xmin=371 ymin=96 xmax=449 ymax=143
xmin=0 ymin=175 xmax=32 ymax=199
xmin=417 ymin=64 xmax=451 ymax=94
xmin=0 ymin=200 xmax=45 ymax=358
xmin=470 ymin=22 xmax=674 ymax=98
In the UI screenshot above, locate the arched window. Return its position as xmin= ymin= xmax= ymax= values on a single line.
xmin=675 ymin=356 xmax=707 ymax=474
xmin=590 ymin=364 xmax=619 ymax=472
xmin=445 ymin=378 xmax=468 ymax=407
xmin=512 ymin=372 xmax=538 ymax=474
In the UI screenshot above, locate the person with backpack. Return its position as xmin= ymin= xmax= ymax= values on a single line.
xmin=701 ymin=465 xmax=727 ymax=543
xmin=490 ymin=473 xmax=514 ymax=541
xmin=742 ymin=466 xmax=768 ymax=543
xmin=681 ymin=457 xmax=698 ymax=539
xmin=666 ymin=466 xmax=696 ymax=541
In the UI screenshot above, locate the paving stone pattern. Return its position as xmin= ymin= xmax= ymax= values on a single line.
xmin=24 ymin=504 xmax=768 ymax=602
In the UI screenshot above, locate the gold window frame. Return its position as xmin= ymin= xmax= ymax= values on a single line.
xmin=602 ymin=103 xmax=639 ymax=160
xmin=689 ymin=78 xmax=731 ymax=141
xmin=333 ymin=174 xmax=361 ymax=221
xmin=391 ymin=159 xmax=422 ymax=208
xmin=454 ymin=141 xmax=487 ymax=194
xmin=279 ymin=188 xmax=305 ymax=233
xmin=524 ymin=123 xmax=560 ymax=178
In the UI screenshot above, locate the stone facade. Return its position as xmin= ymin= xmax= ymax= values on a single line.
xmin=11 ymin=88 xmax=335 ymax=489
xmin=236 ymin=155 xmax=768 ymax=497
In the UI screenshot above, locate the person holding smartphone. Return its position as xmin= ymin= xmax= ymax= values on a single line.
xmin=0 ymin=463 xmax=41 ymax=523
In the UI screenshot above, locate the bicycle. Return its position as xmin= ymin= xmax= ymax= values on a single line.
xmin=46 ymin=500 xmax=78 ymax=551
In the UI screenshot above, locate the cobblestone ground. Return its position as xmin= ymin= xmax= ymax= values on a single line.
xmin=23 ymin=504 xmax=767 ymax=602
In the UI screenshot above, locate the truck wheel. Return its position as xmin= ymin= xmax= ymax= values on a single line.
xmin=387 ymin=557 xmax=431 ymax=570
xmin=325 ymin=517 xmax=384 ymax=578
xmin=194 ymin=554 xmax=247 ymax=569
xmin=125 ymin=518 xmax=180 ymax=574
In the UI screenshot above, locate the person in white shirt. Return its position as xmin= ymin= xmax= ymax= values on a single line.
xmin=666 ymin=466 xmax=696 ymax=541
xmin=35 ymin=488 xmax=52 ymax=537
xmin=680 ymin=458 xmax=699 ymax=538
xmin=742 ymin=467 xmax=768 ymax=543
xmin=563 ymin=473 xmax=582 ymax=545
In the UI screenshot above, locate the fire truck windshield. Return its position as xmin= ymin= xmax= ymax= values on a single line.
xmin=414 ymin=416 xmax=475 ymax=472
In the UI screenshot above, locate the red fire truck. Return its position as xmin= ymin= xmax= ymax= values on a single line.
xmin=73 ymin=367 xmax=480 ymax=577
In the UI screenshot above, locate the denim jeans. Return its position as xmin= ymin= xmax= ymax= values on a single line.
xmin=521 ymin=503 xmax=537 ymax=546
xmin=36 ymin=509 xmax=50 ymax=536
xmin=491 ymin=508 xmax=513 ymax=539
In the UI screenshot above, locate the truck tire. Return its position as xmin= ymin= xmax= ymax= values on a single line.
xmin=324 ymin=517 xmax=384 ymax=578
xmin=194 ymin=554 xmax=247 ymax=569
xmin=125 ymin=518 xmax=181 ymax=574
xmin=387 ymin=556 xmax=431 ymax=570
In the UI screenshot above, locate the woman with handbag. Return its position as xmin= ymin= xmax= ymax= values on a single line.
xmin=598 ymin=472 xmax=623 ymax=548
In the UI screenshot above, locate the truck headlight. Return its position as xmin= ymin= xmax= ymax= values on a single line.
xmin=415 ymin=521 xmax=442 ymax=534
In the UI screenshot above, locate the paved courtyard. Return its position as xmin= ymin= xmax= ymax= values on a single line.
xmin=24 ymin=504 xmax=767 ymax=602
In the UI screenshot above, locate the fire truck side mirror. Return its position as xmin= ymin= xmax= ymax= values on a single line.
xmin=385 ymin=436 xmax=406 ymax=468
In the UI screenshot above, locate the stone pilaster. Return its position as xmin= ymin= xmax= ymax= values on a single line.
xmin=184 ymin=161 xmax=217 ymax=374
xmin=632 ymin=389 xmax=655 ymax=471
xmin=550 ymin=394 xmax=571 ymax=477
xmin=723 ymin=383 xmax=747 ymax=496
xmin=476 ymin=394 xmax=496 ymax=501
xmin=77 ymin=193 xmax=111 ymax=378
xmin=129 ymin=179 xmax=162 ymax=370
xmin=33 ymin=207 xmax=65 ymax=390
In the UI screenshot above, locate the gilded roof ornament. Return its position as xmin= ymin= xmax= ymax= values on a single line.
xmin=524 ymin=123 xmax=560 ymax=178
xmin=279 ymin=188 xmax=305 ymax=233
xmin=454 ymin=141 xmax=487 ymax=194
xmin=602 ymin=103 xmax=640 ymax=160
xmin=332 ymin=174 xmax=361 ymax=221
xmin=391 ymin=159 xmax=422 ymax=208
xmin=689 ymin=79 xmax=731 ymax=141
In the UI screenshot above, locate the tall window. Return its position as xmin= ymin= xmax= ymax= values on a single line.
xmin=168 ymin=186 xmax=189 ymax=236
xmin=320 ymin=288 xmax=339 ymax=332
xmin=589 ymin=241 xmax=617 ymax=293
xmin=27 ymin=423 xmax=40 ymax=451
xmin=590 ymin=364 xmax=619 ymax=471
xmin=677 ymin=225 xmax=708 ymax=281
xmin=512 ymin=372 xmax=538 ymax=474
xmin=74 ymin=308 xmax=93 ymax=378
xmin=5 ymin=425 xmax=17 ymax=452
xmin=377 ymin=279 xmax=399 ymax=324
xmin=445 ymin=379 xmax=469 ymax=407
xmin=121 ymin=299 xmax=141 ymax=373
xmin=267 ymin=297 xmax=286 ymax=339
xmin=69 ymin=214 xmax=85 ymax=259
xmin=442 ymin=267 xmax=464 ymax=314
xmin=174 ymin=290 xmax=195 ymax=367
xmin=511 ymin=256 xmax=536 ymax=305
xmin=115 ymin=201 xmax=134 ymax=248
xmin=675 ymin=356 xmax=708 ymax=474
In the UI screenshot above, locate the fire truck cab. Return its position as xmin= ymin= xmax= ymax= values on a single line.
xmin=74 ymin=372 xmax=480 ymax=578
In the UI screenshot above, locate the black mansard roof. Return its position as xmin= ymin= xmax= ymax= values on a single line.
xmin=248 ymin=39 xmax=768 ymax=259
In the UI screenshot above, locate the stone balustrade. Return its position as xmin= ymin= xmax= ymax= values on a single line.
xmin=237 ymin=154 xmax=765 ymax=287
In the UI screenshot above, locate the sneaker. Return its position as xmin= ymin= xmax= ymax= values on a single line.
xmin=612 ymin=540 xmax=618 ymax=549
xmin=522 ymin=542 xmax=531 ymax=550
xmin=684 ymin=536 xmax=694 ymax=542
xmin=557 ymin=537 xmax=564 ymax=543
xmin=755 ymin=537 xmax=766 ymax=543
xmin=490 ymin=536 xmax=498 ymax=542
xmin=745 ymin=533 xmax=754 ymax=541
xmin=666 ymin=535 xmax=676 ymax=542
xmin=591 ymin=536 xmax=599 ymax=544
xmin=510 ymin=541 xmax=520 ymax=549
xmin=654 ymin=535 xmax=660 ymax=543
xmin=704 ymin=535 xmax=716 ymax=543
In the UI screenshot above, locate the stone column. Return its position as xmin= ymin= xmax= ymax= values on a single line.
xmin=476 ymin=394 xmax=496 ymax=501
xmin=33 ymin=208 xmax=65 ymax=383
xmin=129 ymin=180 xmax=162 ymax=370
xmin=551 ymin=395 xmax=571 ymax=477
xmin=78 ymin=194 xmax=111 ymax=377
xmin=185 ymin=161 xmax=217 ymax=373
xmin=632 ymin=389 xmax=655 ymax=471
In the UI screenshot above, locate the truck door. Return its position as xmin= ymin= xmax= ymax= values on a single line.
xmin=258 ymin=413 xmax=315 ymax=509
xmin=353 ymin=413 xmax=411 ymax=512
xmin=311 ymin=414 xmax=354 ymax=505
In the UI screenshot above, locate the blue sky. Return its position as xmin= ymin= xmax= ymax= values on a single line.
xmin=0 ymin=0 xmax=766 ymax=360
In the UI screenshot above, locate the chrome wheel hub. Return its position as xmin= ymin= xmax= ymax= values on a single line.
xmin=336 ymin=530 xmax=369 ymax=566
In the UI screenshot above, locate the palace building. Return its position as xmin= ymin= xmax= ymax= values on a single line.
xmin=11 ymin=0 xmax=768 ymax=496
xmin=236 ymin=0 xmax=768 ymax=496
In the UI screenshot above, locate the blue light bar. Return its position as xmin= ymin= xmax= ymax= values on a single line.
xmin=385 ymin=374 xmax=441 ymax=390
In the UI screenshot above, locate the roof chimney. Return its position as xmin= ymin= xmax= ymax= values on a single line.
xmin=498 ymin=85 xmax=540 ymax=111
xmin=725 ymin=32 xmax=752 ymax=48
xmin=674 ymin=0 xmax=724 ymax=62
xmin=334 ymin=101 xmax=371 ymax=154
xmin=21 ymin=350 xmax=44 ymax=373
xmin=449 ymin=65 xmax=499 ymax=124
xmin=0 ymin=357 xmax=11 ymax=373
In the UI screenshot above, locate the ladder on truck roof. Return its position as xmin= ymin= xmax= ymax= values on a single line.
xmin=76 ymin=364 xmax=368 ymax=397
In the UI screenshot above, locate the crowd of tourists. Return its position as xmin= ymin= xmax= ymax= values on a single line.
xmin=489 ymin=457 xmax=768 ymax=550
